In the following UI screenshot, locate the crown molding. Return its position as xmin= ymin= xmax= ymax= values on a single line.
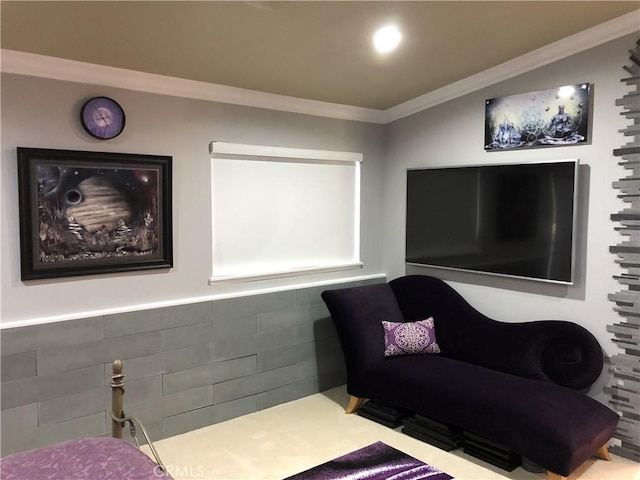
xmin=0 ymin=49 xmax=386 ymax=124
xmin=1 ymin=10 xmax=638 ymax=125
xmin=384 ymin=10 xmax=640 ymax=123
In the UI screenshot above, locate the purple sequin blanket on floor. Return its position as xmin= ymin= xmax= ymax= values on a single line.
xmin=284 ymin=441 xmax=453 ymax=480
xmin=0 ymin=437 xmax=169 ymax=479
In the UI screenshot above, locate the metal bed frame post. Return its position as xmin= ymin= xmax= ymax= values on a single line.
xmin=110 ymin=360 xmax=125 ymax=439
xmin=109 ymin=359 xmax=169 ymax=475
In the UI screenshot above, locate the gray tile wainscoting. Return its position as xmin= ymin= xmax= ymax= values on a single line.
xmin=0 ymin=278 xmax=381 ymax=456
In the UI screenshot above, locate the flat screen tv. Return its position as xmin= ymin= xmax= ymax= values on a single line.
xmin=405 ymin=159 xmax=578 ymax=284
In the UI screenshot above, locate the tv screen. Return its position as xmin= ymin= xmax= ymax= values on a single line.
xmin=405 ymin=160 xmax=578 ymax=284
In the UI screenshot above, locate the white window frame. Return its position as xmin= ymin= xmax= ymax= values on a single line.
xmin=209 ymin=141 xmax=363 ymax=285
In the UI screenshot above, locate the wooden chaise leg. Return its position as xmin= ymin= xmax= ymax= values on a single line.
xmin=345 ymin=396 xmax=365 ymax=414
xmin=594 ymin=444 xmax=611 ymax=461
xmin=546 ymin=443 xmax=612 ymax=480
xmin=547 ymin=472 xmax=566 ymax=480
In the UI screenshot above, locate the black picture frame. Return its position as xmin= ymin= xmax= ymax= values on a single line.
xmin=484 ymin=83 xmax=591 ymax=151
xmin=17 ymin=147 xmax=173 ymax=280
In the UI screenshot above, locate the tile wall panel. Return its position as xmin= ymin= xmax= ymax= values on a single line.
xmin=38 ymin=388 xmax=108 ymax=426
xmin=103 ymin=303 xmax=213 ymax=338
xmin=0 ymin=277 xmax=381 ymax=455
xmin=1 ymin=351 xmax=37 ymax=382
xmin=1 ymin=317 xmax=104 ymax=355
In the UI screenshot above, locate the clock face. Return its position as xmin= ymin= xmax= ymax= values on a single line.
xmin=81 ymin=97 xmax=126 ymax=140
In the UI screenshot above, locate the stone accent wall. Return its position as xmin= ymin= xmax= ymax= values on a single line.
xmin=0 ymin=278 xmax=381 ymax=455
xmin=606 ymin=37 xmax=640 ymax=463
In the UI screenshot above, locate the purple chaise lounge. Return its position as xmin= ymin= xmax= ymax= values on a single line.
xmin=321 ymin=275 xmax=619 ymax=480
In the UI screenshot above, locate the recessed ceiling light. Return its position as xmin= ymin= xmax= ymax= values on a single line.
xmin=373 ymin=25 xmax=402 ymax=54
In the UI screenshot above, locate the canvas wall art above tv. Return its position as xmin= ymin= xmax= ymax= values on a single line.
xmin=485 ymin=83 xmax=590 ymax=151
xmin=405 ymin=159 xmax=578 ymax=284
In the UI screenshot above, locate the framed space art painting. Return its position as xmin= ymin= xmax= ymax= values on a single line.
xmin=17 ymin=147 xmax=173 ymax=280
xmin=485 ymin=83 xmax=591 ymax=151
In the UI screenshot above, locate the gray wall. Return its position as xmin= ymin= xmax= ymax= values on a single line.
xmin=0 ymin=74 xmax=387 ymax=324
xmin=383 ymin=33 xmax=638 ymax=365
xmin=2 ymin=30 xmax=637 ymax=457
xmin=0 ymin=277 xmax=381 ymax=456
xmin=0 ymin=62 xmax=387 ymax=457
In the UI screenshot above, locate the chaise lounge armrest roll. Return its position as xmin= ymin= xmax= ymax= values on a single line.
xmin=321 ymin=275 xmax=619 ymax=479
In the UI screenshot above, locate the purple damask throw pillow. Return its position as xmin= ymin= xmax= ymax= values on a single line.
xmin=382 ymin=317 xmax=441 ymax=357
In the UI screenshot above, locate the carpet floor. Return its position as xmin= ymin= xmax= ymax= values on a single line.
xmin=144 ymin=386 xmax=640 ymax=480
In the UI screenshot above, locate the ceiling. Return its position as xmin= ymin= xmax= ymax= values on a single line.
xmin=2 ymin=1 xmax=639 ymax=110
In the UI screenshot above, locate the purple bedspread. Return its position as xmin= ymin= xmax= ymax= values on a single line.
xmin=284 ymin=441 xmax=453 ymax=480
xmin=0 ymin=437 xmax=169 ymax=479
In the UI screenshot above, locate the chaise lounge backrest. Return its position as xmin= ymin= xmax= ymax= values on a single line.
xmin=322 ymin=275 xmax=604 ymax=392
xmin=389 ymin=275 xmax=603 ymax=390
